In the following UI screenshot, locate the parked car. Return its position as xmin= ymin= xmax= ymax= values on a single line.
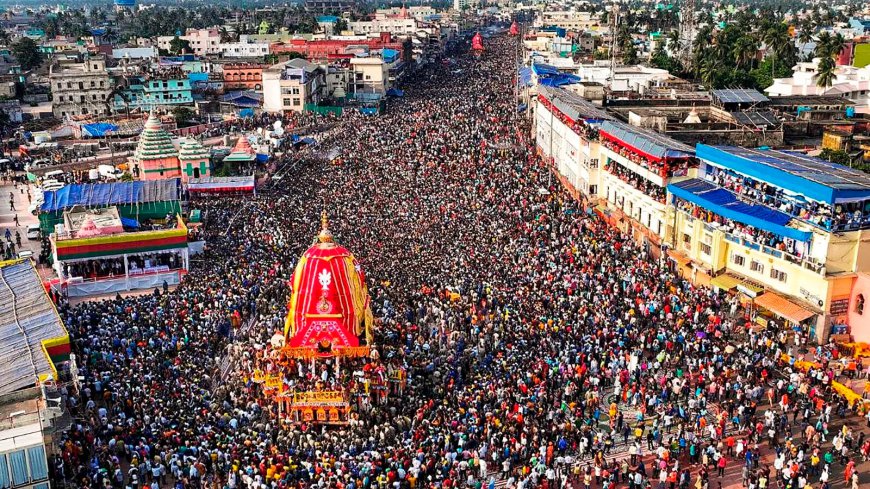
xmin=26 ymin=224 xmax=41 ymax=240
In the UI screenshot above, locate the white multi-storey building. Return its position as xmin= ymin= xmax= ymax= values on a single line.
xmin=535 ymin=85 xmax=611 ymax=198
xmin=765 ymin=58 xmax=870 ymax=113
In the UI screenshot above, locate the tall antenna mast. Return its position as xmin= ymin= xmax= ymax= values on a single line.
xmin=608 ymin=3 xmax=620 ymax=85
xmin=680 ymin=0 xmax=696 ymax=68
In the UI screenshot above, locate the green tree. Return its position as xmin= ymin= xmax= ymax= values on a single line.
xmin=700 ymin=54 xmax=721 ymax=88
xmin=732 ymin=35 xmax=758 ymax=70
xmin=816 ymin=56 xmax=836 ymax=88
xmin=814 ymin=31 xmax=832 ymax=58
xmin=819 ymin=148 xmax=850 ymax=165
xmin=172 ymin=106 xmax=195 ymax=127
xmin=667 ymin=29 xmax=681 ymax=55
xmin=169 ymin=36 xmax=191 ymax=55
xmin=12 ymin=37 xmax=43 ymax=71
xmin=285 ymin=51 xmax=306 ymax=60
xmin=334 ymin=17 xmax=348 ymax=33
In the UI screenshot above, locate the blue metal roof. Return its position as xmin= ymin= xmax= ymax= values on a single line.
xmin=696 ymin=144 xmax=870 ymax=204
xmin=600 ymin=120 xmax=694 ymax=160
xmin=668 ymin=179 xmax=813 ymax=242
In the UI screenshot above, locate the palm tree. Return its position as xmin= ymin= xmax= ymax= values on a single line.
xmin=732 ymin=35 xmax=758 ymax=70
xmin=700 ymin=54 xmax=720 ymax=88
xmin=667 ymin=29 xmax=681 ymax=55
xmin=798 ymin=28 xmax=813 ymax=58
xmin=830 ymin=33 xmax=846 ymax=60
xmin=816 ymin=56 xmax=836 ymax=88
xmin=814 ymin=31 xmax=833 ymax=58
xmin=763 ymin=23 xmax=790 ymax=76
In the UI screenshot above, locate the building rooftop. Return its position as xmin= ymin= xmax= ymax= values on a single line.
xmin=599 ymin=120 xmax=695 ymax=160
xmin=697 ymin=144 xmax=870 ymax=204
xmin=712 ymin=88 xmax=769 ymax=105
xmin=768 ymin=95 xmax=855 ymax=107
xmin=0 ymin=261 xmax=69 ymax=396
xmin=538 ymin=85 xmax=612 ymax=122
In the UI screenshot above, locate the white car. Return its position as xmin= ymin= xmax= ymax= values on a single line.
xmin=26 ymin=224 xmax=41 ymax=240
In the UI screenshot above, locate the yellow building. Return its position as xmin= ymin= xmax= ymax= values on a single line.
xmin=666 ymin=144 xmax=870 ymax=343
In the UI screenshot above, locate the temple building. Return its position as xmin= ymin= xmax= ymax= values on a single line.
xmin=178 ymin=137 xmax=211 ymax=182
xmin=222 ymin=136 xmax=257 ymax=167
xmin=131 ymin=112 xmax=181 ymax=180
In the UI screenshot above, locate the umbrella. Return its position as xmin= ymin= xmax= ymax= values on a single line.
xmin=696 ymin=331 xmax=707 ymax=338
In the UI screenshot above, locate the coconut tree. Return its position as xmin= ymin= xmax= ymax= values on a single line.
xmin=798 ymin=27 xmax=813 ymax=59
xmin=667 ymin=29 xmax=681 ymax=55
xmin=830 ymin=33 xmax=846 ymax=60
xmin=814 ymin=30 xmax=833 ymax=58
xmin=816 ymin=55 xmax=836 ymax=88
xmin=732 ymin=34 xmax=758 ymax=70
xmin=700 ymin=53 xmax=721 ymax=88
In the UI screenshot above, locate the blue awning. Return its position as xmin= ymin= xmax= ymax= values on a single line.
xmin=518 ymin=67 xmax=532 ymax=87
xmin=532 ymin=63 xmax=582 ymax=87
xmin=120 ymin=217 xmax=139 ymax=228
xmin=81 ymin=123 xmax=119 ymax=138
xmin=386 ymin=88 xmax=404 ymax=97
xmin=668 ymin=179 xmax=813 ymax=242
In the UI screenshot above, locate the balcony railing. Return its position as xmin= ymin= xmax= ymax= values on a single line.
xmin=683 ymin=210 xmax=824 ymax=275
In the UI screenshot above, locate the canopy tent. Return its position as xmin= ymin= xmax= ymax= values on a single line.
xmin=41 ymin=179 xmax=180 ymax=213
xmin=668 ymin=178 xmax=813 ymax=242
xmin=39 ymin=179 xmax=182 ymax=234
xmin=54 ymin=219 xmax=188 ymax=261
xmin=0 ymin=261 xmax=70 ymax=396
xmin=187 ymin=175 xmax=255 ymax=194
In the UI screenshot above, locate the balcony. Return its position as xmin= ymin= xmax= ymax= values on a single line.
xmin=684 ymin=209 xmax=825 ymax=275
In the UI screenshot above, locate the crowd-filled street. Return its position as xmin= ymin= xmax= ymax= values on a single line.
xmin=51 ymin=35 xmax=870 ymax=489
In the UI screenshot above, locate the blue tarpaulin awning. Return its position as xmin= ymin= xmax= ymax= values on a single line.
xmin=532 ymin=63 xmax=581 ymax=87
xmin=81 ymin=123 xmax=119 ymax=138
xmin=668 ymin=178 xmax=813 ymax=242
xmin=120 ymin=217 xmax=139 ymax=228
xmin=518 ymin=67 xmax=532 ymax=87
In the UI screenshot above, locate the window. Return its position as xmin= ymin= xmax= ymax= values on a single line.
xmin=699 ymin=243 xmax=712 ymax=255
xmin=27 ymin=447 xmax=47 ymax=481
xmin=732 ymin=254 xmax=745 ymax=266
xmin=57 ymin=95 xmax=63 ymax=102
xmin=283 ymin=98 xmax=292 ymax=106
xmin=0 ymin=453 xmax=9 ymax=488
xmin=857 ymin=294 xmax=865 ymax=315
xmin=66 ymin=82 xmax=72 ymax=89
xmin=750 ymin=260 xmax=764 ymax=274
xmin=78 ymin=82 xmax=83 ymax=90
xmin=90 ymin=80 xmax=95 ymax=87
xmin=8 ymin=450 xmax=27 ymax=486
xmin=100 ymin=80 xmax=105 ymax=88
xmin=682 ymin=233 xmax=691 ymax=244
xmin=293 ymin=98 xmax=301 ymax=106
xmin=770 ymin=269 xmax=788 ymax=282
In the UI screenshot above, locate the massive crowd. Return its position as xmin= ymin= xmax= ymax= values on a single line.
xmin=49 ymin=35 xmax=868 ymax=489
